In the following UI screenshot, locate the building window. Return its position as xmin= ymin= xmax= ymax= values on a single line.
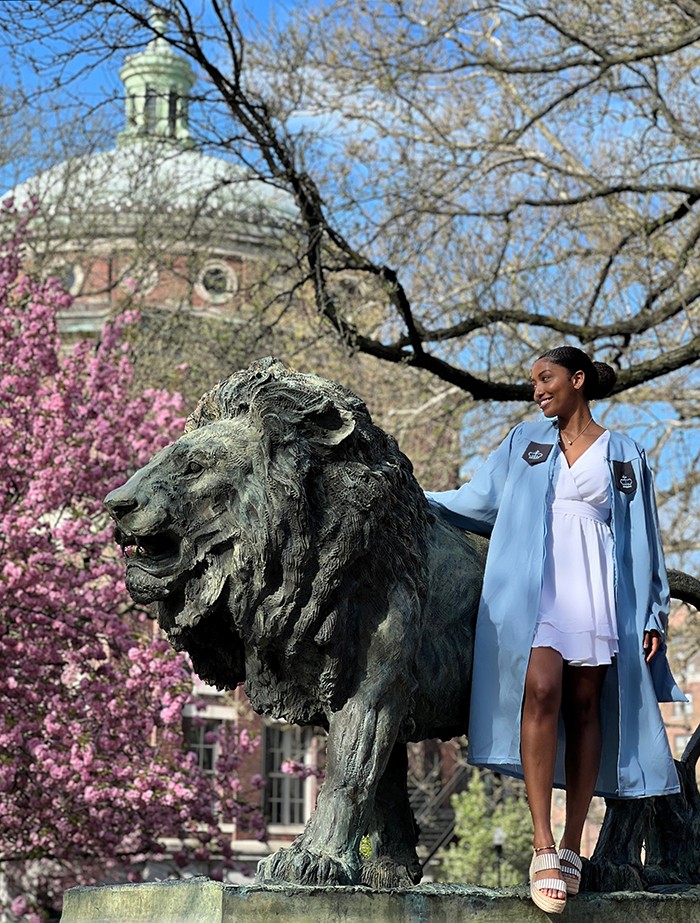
xmin=686 ymin=657 xmax=700 ymax=680
xmin=127 ymin=94 xmax=137 ymax=127
xmin=168 ymin=90 xmax=178 ymax=136
xmin=675 ymin=734 xmax=692 ymax=757
xmin=195 ymin=261 xmax=238 ymax=305
xmin=144 ymin=86 xmax=157 ymax=133
xmin=48 ymin=261 xmax=84 ymax=296
xmin=183 ymin=716 xmax=222 ymax=774
xmin=264 ymin=725 xmax=313 ymax=826
xmin=202 ymin=267 xmax=229 ymax=295
xmin=673 ymin=692 xmax=693 ymax=719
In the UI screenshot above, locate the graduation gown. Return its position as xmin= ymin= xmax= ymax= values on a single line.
xmin=426 ymin=419 xmax=683 ymax=798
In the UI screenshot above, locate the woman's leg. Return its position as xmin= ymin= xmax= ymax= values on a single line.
xmin=559 ymin=663 xmax=608 ymax=855
xmin=521 ymin=646 xmax=565 ymax=898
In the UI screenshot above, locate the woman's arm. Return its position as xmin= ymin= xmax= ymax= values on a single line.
xmin=424 ymin=426 xmax=520 ymax=536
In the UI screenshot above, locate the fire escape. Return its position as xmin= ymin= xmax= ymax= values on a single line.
xmin=407 ymin=739 xmax=471 ymax=875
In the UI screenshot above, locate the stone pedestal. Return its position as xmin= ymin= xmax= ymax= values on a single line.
xmin=60 ymin=877 xmax=700 ymax=923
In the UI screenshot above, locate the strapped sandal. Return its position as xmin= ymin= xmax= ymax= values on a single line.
xmin=529 ymin=845 xmax=567 ymax=914
xmin=559 ymin=847 xmax=582 ymax=895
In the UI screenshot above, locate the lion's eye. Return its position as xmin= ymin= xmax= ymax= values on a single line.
xmin=186 ymin=460 xmax=205 ymax=475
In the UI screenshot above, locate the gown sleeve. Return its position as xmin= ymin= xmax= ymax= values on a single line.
xmin=638 ymin=449 xmax=686 ymax=702
xmin=640 ymin=448 xmax=670 ymax=639
xmin=424 ymin=425 xmax=520 ymax=537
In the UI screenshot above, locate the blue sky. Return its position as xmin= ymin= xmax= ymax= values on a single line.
xmin=0 ymin=0 xmax=294 ymax=189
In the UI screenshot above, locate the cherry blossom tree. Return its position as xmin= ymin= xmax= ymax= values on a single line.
xmin=0 ymin=203 xmax=265 ymax=922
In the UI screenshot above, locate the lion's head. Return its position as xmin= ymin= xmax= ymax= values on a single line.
xmin=106 ymin=358 xmax=430 ymax=722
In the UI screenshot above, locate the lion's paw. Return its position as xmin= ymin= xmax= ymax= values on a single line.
xmin=256 ymin=843 xmax=360 ymax=886
xmin=360 ymin=856 xmax=422 ymax=889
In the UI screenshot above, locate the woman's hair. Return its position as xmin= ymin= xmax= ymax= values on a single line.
xmin=538 ymin=346 xmax=616 ymax=400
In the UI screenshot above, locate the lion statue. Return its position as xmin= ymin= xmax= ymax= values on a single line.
xmin=105 ymin=357 xmax=488 ymax=888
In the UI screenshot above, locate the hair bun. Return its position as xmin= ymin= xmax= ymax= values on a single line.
xmin=592 ymin=361 xmax=616 ymax=400
xmin=536 ymin=346 xmax=617 ymax=401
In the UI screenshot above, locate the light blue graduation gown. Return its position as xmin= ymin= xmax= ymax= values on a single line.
xmin=427 ymin=419 xmax=683 ymax=798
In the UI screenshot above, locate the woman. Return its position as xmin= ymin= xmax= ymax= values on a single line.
xmin=426 ymin=346 xmax=684 ymax=913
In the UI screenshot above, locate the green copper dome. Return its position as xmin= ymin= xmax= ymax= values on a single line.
xmin=118 ymin=11 xmax=196 ymax=147
xmin=5 ymin=13 xmax=296 ymax=235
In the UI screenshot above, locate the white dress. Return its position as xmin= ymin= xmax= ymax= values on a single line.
xmin=533 ymin=431 xmax=618 ymax=666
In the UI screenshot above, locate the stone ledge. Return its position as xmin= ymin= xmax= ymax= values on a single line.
xmin=60 ymin=877 xmax=700 ymax=923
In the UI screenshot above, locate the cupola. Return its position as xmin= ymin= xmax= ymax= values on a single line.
xmin=117 ymin=11 xmax=196 ymax=146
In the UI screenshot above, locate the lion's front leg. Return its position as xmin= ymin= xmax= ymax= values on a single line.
xmin=257 ymin=686 xmax=414 ymax=886
xmin=360 ymin=742 xmax=422 ymax=888
xmin=257 ymin=584 xmax=420 ymax=888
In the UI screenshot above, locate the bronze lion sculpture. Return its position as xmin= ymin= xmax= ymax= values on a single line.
xmin=105 ymin=357 xmax=487 ymax=888
xmin=106 ymin=357 xmax=700 ymax=891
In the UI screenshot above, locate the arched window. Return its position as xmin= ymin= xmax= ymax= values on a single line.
xmin=168 ymin=90 xmax=178 ymax=136
xmin=127 ymin=94 xmax=137 ymax=127
xmin=47 ymin=261 xmax=84 ymax=296
xmin=144 ymin=85 xmax=157 ymax=133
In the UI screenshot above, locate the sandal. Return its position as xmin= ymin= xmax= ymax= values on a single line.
xmin=529 ymin=845 xmax=566 ymax=914
xmin=559 ymin=847 xmax=582 ymax=895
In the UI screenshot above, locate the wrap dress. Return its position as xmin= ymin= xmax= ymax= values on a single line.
xmin=426 ymin=419 xmax=684 ymax=798
xmin=533 ymin=431 xmax=618 ymax=666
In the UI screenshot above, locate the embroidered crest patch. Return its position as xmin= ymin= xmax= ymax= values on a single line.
xmin=612 ymin=460 xmax=637 ymax=494
xmin=522 ymin=441 xmax=554 ymax=466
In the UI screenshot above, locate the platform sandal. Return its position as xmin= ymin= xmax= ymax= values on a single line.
xmin=559 ymin=847 xmax=582 ymax=895
xmin=529 ymin=845 xmax=567 ymax=914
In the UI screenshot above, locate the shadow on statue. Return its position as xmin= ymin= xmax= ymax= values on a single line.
xmin=105 ymin=357 xmax=700 ymax=892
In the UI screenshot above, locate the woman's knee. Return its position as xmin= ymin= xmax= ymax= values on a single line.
xmin=562 ymin=684 xmax=603 ymax=727
xmin=524 ymin=674 xmax=561 ymax=715
xmin=524 ymin=648 xmax=563 ymax=716
xmin=562 ymin=667 xmax=606 ymax=725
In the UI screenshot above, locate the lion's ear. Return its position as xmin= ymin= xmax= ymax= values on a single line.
xmin=301 ymin=401 xmax=356 ymax=447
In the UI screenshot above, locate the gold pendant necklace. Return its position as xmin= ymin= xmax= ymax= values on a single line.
xmin=560 ymin=415 xmax=594 ymax=447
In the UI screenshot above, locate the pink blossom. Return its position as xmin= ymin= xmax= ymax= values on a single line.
xmin=281 ymin=759 xmax=325 ymax=781
xmin=0 ymin=204 xmax=265 ymax=919
xmin=11 ymin=896 xmax=28 ymax=916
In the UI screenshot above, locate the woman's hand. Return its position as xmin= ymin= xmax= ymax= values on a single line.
xmin=643 ymin=629 xmax=662 ymax=663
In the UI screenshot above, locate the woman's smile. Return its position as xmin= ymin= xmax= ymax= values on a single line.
xmin=530 ymin=358 xmax=582 ymax=417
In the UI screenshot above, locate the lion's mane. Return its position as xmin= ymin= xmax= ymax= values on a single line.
xmin=169 ymin=357 xmax=431 ymax=724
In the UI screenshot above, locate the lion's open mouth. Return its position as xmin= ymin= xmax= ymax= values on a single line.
xmin=116 ymin=529 xmax=181 ymax=575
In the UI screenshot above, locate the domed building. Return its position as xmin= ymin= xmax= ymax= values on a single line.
xmin=8 ymin=14 xmax=296 ymax=337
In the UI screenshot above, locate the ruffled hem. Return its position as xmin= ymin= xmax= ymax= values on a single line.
xmin=532 ymin=624 xmax=618 ymax=666
xmin=535 ymin=619 xmax=618 ymax=641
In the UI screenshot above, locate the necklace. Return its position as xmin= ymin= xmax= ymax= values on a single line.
xmin=559 ymin=415 xmax=594 ymax=447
